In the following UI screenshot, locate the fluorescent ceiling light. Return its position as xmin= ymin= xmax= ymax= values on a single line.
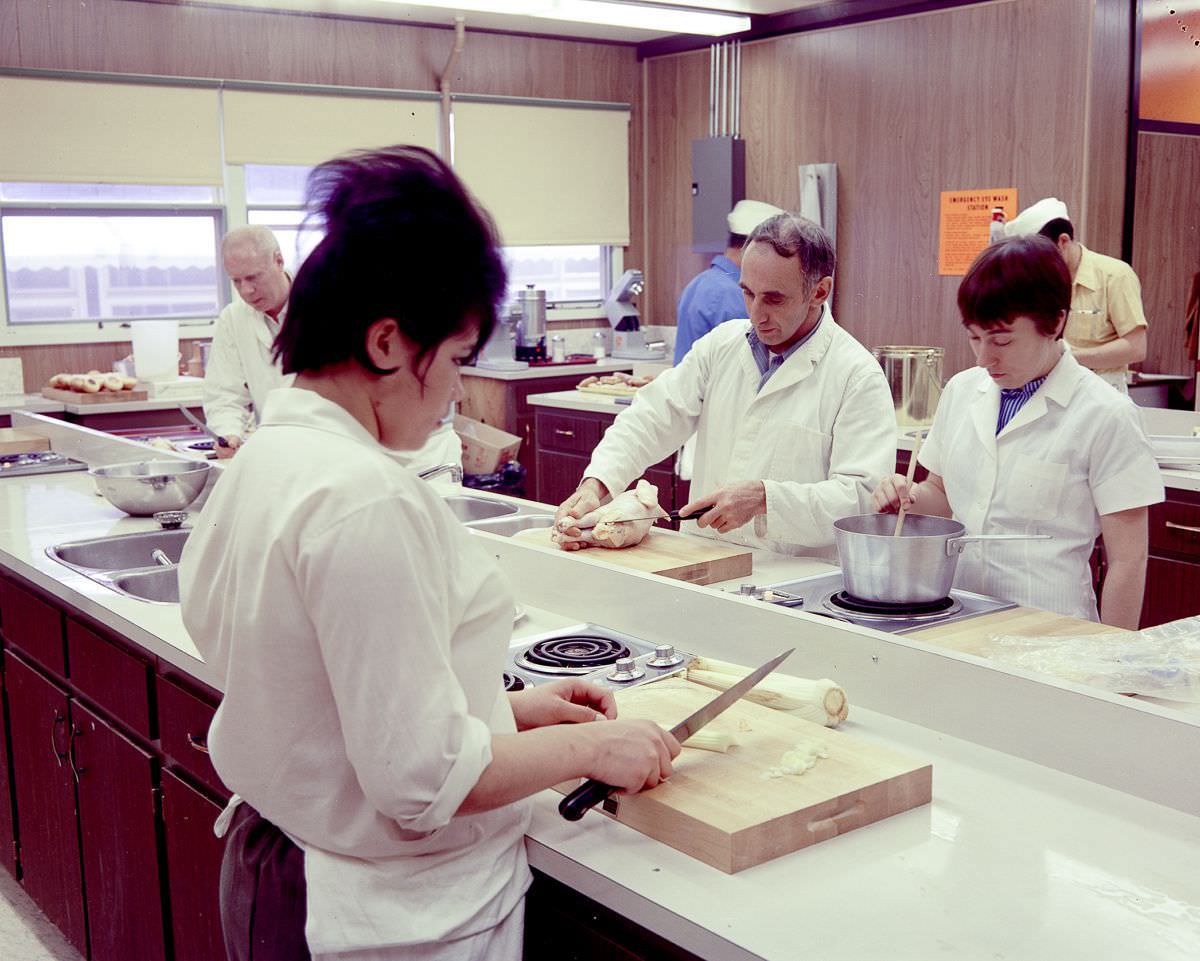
xmin=374 ymin=0 xmax=750 ymax=36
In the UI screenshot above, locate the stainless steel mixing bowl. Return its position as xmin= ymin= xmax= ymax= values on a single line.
xmin=90 ymin=460 xmax=211 ymax=517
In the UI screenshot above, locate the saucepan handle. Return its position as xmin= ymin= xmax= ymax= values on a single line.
xmin=945 ymin=534 xmax=1052 ymax=556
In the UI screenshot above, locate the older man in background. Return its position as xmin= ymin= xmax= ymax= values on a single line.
xmin=1005 ymin=197 xmax=1148 ymax=392
xmin=203 ymin=226 xmax=293 ymax=456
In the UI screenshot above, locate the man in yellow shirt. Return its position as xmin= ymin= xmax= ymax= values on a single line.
xmin=1005 ymin=197 xmax=1147 ymax=392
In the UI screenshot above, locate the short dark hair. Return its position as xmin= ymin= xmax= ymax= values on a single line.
xmin=746 ymin=214 xmax=836 ymax=289
xmin=275 ymin=145 xmax=505 ymax=376
xmin=1037 ymin=217 xmax=1074 ymax=242
xmin=957 ymin=235 xmax=1070 ymax=337
xmin=727 ymin=232 xmax=748 ymax=250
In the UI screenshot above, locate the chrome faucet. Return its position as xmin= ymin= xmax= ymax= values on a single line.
xmin=418 ymin=463 xmax=463 ymax=483
xmin=151 ymin=549 xmax=175 ymax=569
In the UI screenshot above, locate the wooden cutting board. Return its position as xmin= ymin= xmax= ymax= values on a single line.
xmin=0 ymin=428 xmax=51 ymax=455
xmin=513 ymin=526 xmax=752 ymax=585
xmin=42 ymin=386 xmax=149 ymax=404
xmin=562 ymin=677 xmax=932 ymax=873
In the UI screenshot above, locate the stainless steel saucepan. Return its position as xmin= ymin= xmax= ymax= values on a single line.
xmin=833 ymin=513 xmax=1051 ymax=605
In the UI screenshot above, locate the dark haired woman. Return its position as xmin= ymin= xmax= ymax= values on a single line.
xmin=871 ymin=235 xmax=1162 ymax=628
xmin=179 ymin=146 xmax=678 ymax=961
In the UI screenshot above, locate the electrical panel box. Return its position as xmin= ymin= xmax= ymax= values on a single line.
xmin=691 ymin=137 xmax=745 ymax=253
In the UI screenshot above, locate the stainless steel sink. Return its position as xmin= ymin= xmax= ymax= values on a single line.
xmin=48 ymin=529 xmax=190 ymax=573
xmin=465 ymin=514 xmax=556 ymax=536
xmin=442 ymin=496 xmax=520 ymax=523
xmin=109 ymin=568 xmax=180 ymax=604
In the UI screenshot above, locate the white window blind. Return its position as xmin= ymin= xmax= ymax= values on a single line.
xmin=0 ymin=78 xmax=223 ymax=185
xmin=222 ymin=91 xmax=440 ymax=167
xmin=452 ymin=101 xmax=630 ymax=247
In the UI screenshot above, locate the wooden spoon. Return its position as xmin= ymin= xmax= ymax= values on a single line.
xmin=893 ymin=430 xmax=925 ymax=537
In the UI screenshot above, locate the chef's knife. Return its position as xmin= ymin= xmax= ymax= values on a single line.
xmin=558 ymin=647 xmax=795 ymax=822
xmin=572 ymin=505 xmax=715 ymax=530
xmin=176 ymin=404 xmax=230 ymax=448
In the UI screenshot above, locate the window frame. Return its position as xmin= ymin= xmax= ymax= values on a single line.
xmin=0 ymin=196 xmax=226 ymax=346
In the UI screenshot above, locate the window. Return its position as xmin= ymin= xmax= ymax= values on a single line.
xmin=244 ymin=165 xmax=323 ymax=274
xmin=502 ymin=245 xmax=608 ymax=307
xmin=0 ymin=183 xmax=223 ymax=326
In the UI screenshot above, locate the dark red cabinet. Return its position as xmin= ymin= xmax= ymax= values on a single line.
xmin=0 ymin=656 xmax=17 ymax=877
xmin=4 ymin=650 xmax=88 ymax=955
xmin=72 ymin=698 xmax=167 ymax=961
xmin=161 ymin=769 xmax=226 ymax=961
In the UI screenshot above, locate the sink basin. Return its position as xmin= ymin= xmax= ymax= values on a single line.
xmin=109 ymin=568 xmax=180 ymax=604
xmin=49 ymin=529 xmax=190 ymax=572
xmin=442 ymin=496 xmax=520 ymax=523
xmin=466 ymin=514 xmax=556 ymax=536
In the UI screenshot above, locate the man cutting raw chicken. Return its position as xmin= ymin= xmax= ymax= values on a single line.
xmin=553 ymin=214 xmax=896 ymax=561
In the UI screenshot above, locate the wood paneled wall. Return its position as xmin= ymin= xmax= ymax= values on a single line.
xmin=643 ymin=0 xmax=1132 ymax=379
xmin=1133 ymin=131 xmax=1200 ymax=375
xmin=0 ymin=0 xmax=642 ymax=390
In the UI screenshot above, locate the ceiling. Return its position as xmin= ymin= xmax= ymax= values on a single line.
xmin=182 ymin=0 xmax=829 ymax=44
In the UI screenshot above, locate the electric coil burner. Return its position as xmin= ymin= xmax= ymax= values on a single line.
xmin=516 ymin=635 xmax=633 ymax=675
xmin=734 ymin=571 xmax=1013 ymax=635
xmin=506 ymin=623 xmax=695 ymax=691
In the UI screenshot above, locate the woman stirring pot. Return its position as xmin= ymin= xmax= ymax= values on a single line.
xmin=870 ymin=235 xmax=1163 ymax=628
xmin=179 ymin=146 xmax=679 ymax=961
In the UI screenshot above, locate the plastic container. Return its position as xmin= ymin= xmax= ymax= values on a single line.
xmin=130 ymin=321 xmax=180 ymax=382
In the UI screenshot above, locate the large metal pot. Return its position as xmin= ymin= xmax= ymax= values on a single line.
xmin=833 ymin=513 xmax=1050 ymax=604
xmin=90 ymin=460 xmax=211 ymax=517
xmin=872 ymin=346 xmax=944 ymax=427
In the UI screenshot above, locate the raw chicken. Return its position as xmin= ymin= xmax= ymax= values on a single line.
xmin=553 ymin=479 xmax=667 ymax=549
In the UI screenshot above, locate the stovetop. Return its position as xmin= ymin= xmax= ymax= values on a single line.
xmin=733 ymin=571 xmax=1015 ymax=635
xmin=504 ymin=623 xmax=693 ymax=692
xmin=0 ymin=451 xmax=89 ymax=477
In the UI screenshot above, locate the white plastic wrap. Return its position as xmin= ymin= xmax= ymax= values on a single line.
xmin=984 ymin=617 xmax=1200 ymax=702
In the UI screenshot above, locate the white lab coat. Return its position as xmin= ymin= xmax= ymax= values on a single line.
xmin=585 ymin=310 xmax=897 ymax=559
xmin=202 ymin=297 xmax=293 ymax=440
xmin=179 ymin=387 xmax=530 ymax=955
xmin=919 ymin=347 xmax=1164 ymax=620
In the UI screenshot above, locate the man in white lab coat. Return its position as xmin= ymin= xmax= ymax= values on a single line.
xmin=202 ymin=226 xmax=293 ymax=457
xmin=555 ymin=214 xmax=896 ymax=559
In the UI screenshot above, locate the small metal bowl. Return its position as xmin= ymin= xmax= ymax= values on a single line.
xmin=89 ymin=460 xmax=211 ymax=517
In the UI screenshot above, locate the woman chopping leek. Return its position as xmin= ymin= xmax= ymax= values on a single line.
xmin=179 ymin=146 xmax=679 ymax=961
xmin=870 ymin=235 xmax=1163 ymax=628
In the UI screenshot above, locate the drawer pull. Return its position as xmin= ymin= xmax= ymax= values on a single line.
xmin=1165 ymin=521 xmax=1200 ymax=536
xmin=187 ymin=733 xmax=210 ymax=755
xmin=554 ymin=428 xmax=575 ymax=438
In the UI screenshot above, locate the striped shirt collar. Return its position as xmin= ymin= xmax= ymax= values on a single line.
xmin=996 ymin=375 xmax=1047 ymax=434
xmin=746 ymin=314 xmax=823 ymax=391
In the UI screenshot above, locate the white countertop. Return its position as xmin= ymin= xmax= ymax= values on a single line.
xmin=60 ymin=395 xmax=204 ymax=415
xmin=0 ymin=392 xmax=65 ymax=414
xmin=461 ymin=359 xmax=634 ymax=381
xmin=2 ymin=416 xmax=1199 ymax=960
xmin=526 ymin=388 xmax=634 ymax=415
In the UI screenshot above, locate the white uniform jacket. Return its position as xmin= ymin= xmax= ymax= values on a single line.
xmin=202 ymin=297 xmax=294 ymax=440
xmin=585 ymin=310 xmax=897 ymax=558
xmin=179 ymin=388 xmax=530 ymax=953
xmin=920 ymin=347 xmax=1164 ymax=620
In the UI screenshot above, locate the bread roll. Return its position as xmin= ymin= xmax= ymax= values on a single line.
xmin=103 ymin=373 xmax=124 ymax=392
xmin=80 ymin=375 xmax=102 ymax=393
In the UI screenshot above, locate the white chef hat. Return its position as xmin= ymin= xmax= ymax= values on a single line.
xmin=728 ymin=200 xmax=784 ymax=236
xmin=1004 ymin=197 xmax=1071 ymax=238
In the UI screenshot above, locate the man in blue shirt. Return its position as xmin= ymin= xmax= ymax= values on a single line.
xmin=674 ymin=199 xmax=783 ymax=364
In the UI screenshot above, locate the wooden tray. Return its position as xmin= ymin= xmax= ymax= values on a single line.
xmin=513 ymin=526 xmax=752 ymax=585
xmin=42 ymin=386 xmax=149 ymax=404
xmin=561 ymin=677 xmax=932 ymax=873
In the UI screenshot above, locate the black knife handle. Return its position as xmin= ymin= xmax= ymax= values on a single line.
xmin=671 ymin=504 xmax=714 ymax=522
xmin=559 ymin=778 xmax=618 ymax=821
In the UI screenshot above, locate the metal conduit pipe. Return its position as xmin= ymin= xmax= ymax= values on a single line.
xmin=438 ymin=17 xmax=466 ymax=161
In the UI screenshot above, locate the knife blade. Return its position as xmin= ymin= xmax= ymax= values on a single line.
xmin=558 ymin=647 xmax=794 ymax=822
xmin=570 ymin=504 xmax=714 ymax=530
xmin=176 ymin=404 xmax=230 ymax=448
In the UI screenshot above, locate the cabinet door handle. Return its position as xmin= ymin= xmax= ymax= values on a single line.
xmin=554 ymin=428 xmax=575 ymax=438
xmin=187 ymin=733 xmax=210 ymax=755
xmin=1165 ymin=520 xmax=1200 ymax=536
xmin=68 ymin=723 xmax=85 ymax=782
xmin=50 ymin=710 xmax=67 ymax=766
